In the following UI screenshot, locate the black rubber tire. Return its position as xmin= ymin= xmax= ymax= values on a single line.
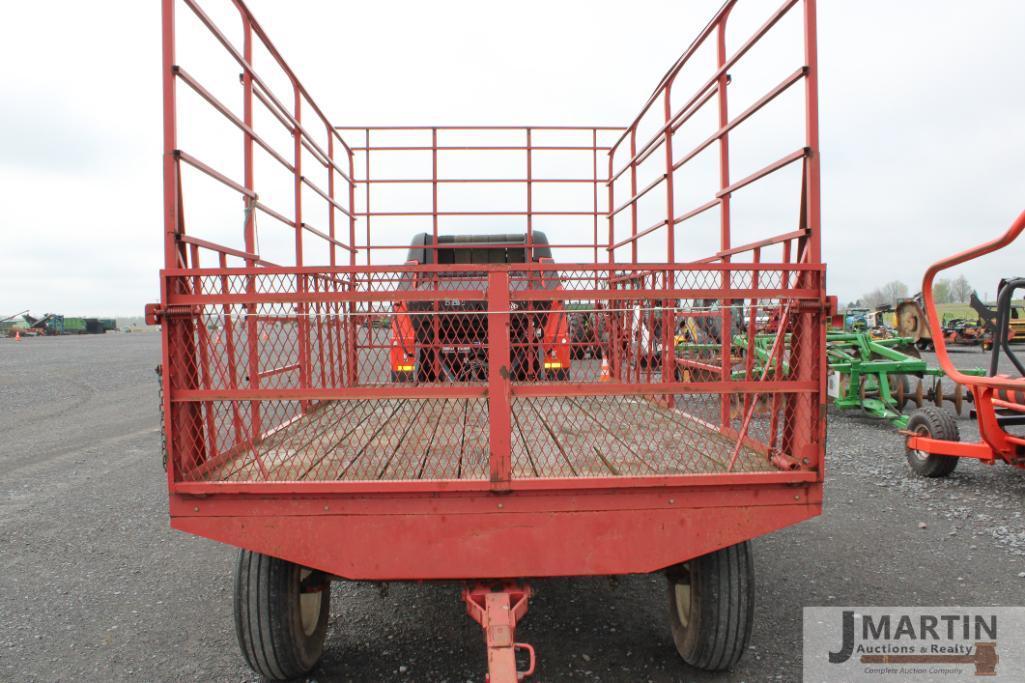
xmin=234 ymin=550 xmax=330 ymax=681
xmin=666 ymin=541 xmax=754 ymax=672
xmin=905 ymin=406 xmax=960 ymax=478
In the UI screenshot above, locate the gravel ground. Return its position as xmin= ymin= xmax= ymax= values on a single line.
xmin=1 ymin=335 xmax=1023 ymax=682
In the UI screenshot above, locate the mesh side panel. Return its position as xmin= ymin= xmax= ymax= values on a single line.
xmin=165 ymin=265 xmax=822 ymax=483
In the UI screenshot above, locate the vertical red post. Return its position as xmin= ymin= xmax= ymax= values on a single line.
xmin=525 ymin=128 xmax=533 ymax=261
xmin=293 ymin=88 xmax=310 ymax=413
xmin=799 ymin=0 xmax=824 ymax=470
xmin=607 ymin=150 xmax=616 ymax=266
xmin=327 ymin=128 xmax=336 ymax=268
xmin=487 ymin=271 xmax=512 ymax=487
xmin=219 ymin=251 xmax=244 ymax=447
xmin=662 ymin=82 xmax=677 ymax=406
xmin=431 ymin=128 xmax=439 ymax=248
xmin=716 ymin=13 xmax=734 ymax=427
xmin=162 ymin=0 xmax=206 ymax=482
xmin=783 ymin=0 xmax=823 ymax=470
xmin=606 ymin=152 xmax=620 ymax=380
xmin=161 ymin=0 xmax=179 ymax=271
xmin=629 ymin=129 xmax=638 ymax=263
xmin=592 ymin=128 xmax=599 ymax=266
xmin=364 ymin=128 xmax=371 ymax=266
xmin=346 ymin=148 xmax=358 ymax=386
xmin=189 ymin=245 xmax=218 ymax=462
xmin=240 ymin=14 xmax=262 ymax=438
xmin=803 ymin=0 xmax=822 ymax=265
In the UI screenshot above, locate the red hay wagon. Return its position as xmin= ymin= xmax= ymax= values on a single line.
xmin=151 ymin=1 xmax=827 ymax=679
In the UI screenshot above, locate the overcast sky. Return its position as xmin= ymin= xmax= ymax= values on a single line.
xmin=1 ymin=0 xmax=1023 ymax=316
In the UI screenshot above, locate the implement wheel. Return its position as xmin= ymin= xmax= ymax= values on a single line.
xmin=905 ymin=406 xmax=960 ymax=478
xmin=234 ymin=550 xmax=330 ymax=681
xmin=666 ymin=541 xmax=754 ymax=671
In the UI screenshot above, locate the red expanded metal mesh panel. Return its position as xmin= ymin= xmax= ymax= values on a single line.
xmin=163 ymin=264 xmax=822 ymax=485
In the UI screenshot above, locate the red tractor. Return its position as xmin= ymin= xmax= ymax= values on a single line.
xmin=390 ymin=232 xmax=571 ymax=383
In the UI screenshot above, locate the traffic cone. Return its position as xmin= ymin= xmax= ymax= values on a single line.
xmin=599 ymin=354 xmax=611 ymax=382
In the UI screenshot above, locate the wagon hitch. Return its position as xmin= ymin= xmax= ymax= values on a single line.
xmin=462 ymin=584 xmax=536 ymax=682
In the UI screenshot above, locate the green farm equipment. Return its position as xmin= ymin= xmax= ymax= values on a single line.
xmin=822 ymin=333 xmax=983 ymax=428
xmin=680 ymin=330 xmax=984 ymax=429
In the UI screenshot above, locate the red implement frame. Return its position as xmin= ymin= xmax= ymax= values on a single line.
xmin=905 ymin=210 xmax=1025 ymax=466
xmin=155 ymin=1 xmax=825 ymax=679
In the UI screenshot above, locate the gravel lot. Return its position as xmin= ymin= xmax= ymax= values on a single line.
xmin=1 ymin=334 xmax=1023 ymax=682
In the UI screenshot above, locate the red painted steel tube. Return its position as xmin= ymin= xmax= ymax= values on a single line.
xmin=922 ymin=209 xmax=1025 ymax=391
xmin=610 ymin=0 xmax=737 ymax=155
xmin=168 ymin=262 xmax=822 ymax=276
xmin=174 ymin=66 xmax=295 ymax=173
xmin=803 ymin=0 xmax=822 ymax=264
xmin=355 ymin=177 xmax=610 ymax=184
xmin=226 ymin=0 xmax=353 ymax=159
xmin=633 ymin=86 xmax=720 ymax=174
xmin=718 ymin=148 xmax=809 ymax=198
xmin=693 ymin=229 xmax=808 ymax=263
xmin=611 ymin=0 xmax=797 ymax=177
xmin=175 ymin=150 xmax=255 ymax=199
xmin=177 ymin=236 xmax=262 ymax=264
xmin=592 ymin=128 xmax=599 ymax=265
xmin=327 ymin=127 xmax=336 ymax=267
xmin=487 ymin=272 xmax=513 ymax=487
xmin=431 ymin=128 xmax=439 ymax=247
xmin=628 ymin=128 xmax=639 ymax=262
xmin=716 ymin=12 xmax=733 ymax=426
xmin=301 ymin=174 xmax=353 ymax=220
xmin=350 ymin=145 xmax=610 ymax=152
xmin=172 ymin=472 xmax=816 ymax=498
xmin=671 ymin=69 xmax=805 ymax=177
xmin=253 ymin=200 xmax=294 ymax=227
xmin=161 ymin=0 xmax=178 ymax=271
xmin=169 ymin=379 xmax=818 ymax=404
xmin=339 ymin=125 xmax=624 ymax=131
xmin=526 ymin=128 xmax=533 ymax=261
xmin=165 ymin=287 xmax=820 ymax=308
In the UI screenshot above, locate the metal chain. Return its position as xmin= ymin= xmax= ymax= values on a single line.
xmin=155 ymin=364 xmax=168 ymax=471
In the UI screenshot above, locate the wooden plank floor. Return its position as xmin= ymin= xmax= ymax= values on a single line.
xmin=204 ymin=396 xmax=777 ymax=482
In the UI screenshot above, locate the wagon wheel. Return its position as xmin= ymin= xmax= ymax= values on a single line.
xmin=235 ymin=550 xmax=331 ymax=681
xmin=666 ymin=541 xmax=754 ymax=671
xmin=905 ymin=407 xmax=960 ymax=478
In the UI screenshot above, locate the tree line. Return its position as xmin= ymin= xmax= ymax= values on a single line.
xmin=853 ymin=274 xmax=973 ymax=309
